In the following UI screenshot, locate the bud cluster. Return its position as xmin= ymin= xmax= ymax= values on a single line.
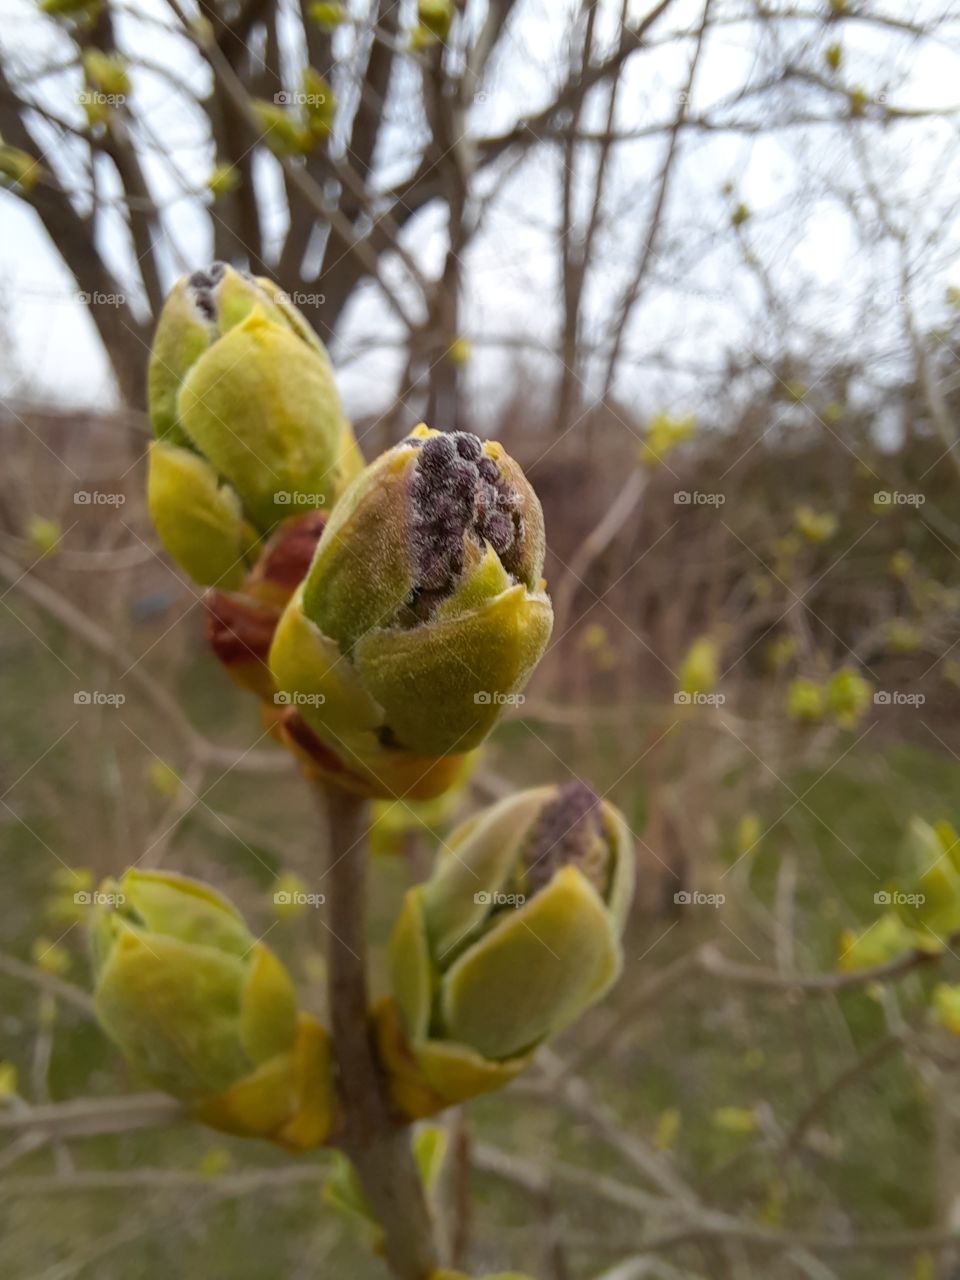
xmin=377 ymin=781 xmax=634 ymax=1116
xmin=86 ymin=270 xmax=635 ymax=1218
xmin=146 ymin=262 xmax=362 ymax=591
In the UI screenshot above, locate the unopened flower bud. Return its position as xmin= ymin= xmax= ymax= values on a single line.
xmin=146 ymin=263 xmax=362 ymax=588
xmin=91 ymin=869 xmax=334 ymax=1148
xmin=378 ymin=781 xmax=634 ymax=1116
xmin=269 ymin=425 xmax=553 ymax=798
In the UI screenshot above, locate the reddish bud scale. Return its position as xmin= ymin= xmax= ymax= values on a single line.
xmin=249 ymin=510 xmax=328 ymax=600
xmin=273 ymin=705 xmax=365 ymax=785
xmin=205 ymin=511 xmax=327 ymax=699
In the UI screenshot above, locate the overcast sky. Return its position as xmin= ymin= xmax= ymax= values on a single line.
xmin=1 ymin=0 xmax=959 ymax=433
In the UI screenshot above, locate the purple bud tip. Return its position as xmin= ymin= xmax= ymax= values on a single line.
xmin=409 ymin=431 xmax=523 ymax=601
xmin=187 ymin=262 xmax=228 ymax=322
xmin=523 ymin=781 xmax=610 ymax=898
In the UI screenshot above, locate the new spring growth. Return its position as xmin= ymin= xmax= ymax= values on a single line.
xmin=840 ymin=818 xmax=960 ymax=971
xmin=379 ymin=781 xmax=634 ymax=1117
xmin=90 ymin=869 xmax=334 ymax=1149
xmin=886 ymin=817 xmax=960 ymax=941
xmin=431 ymin=1273 xmax=533 ymax=1280
xmin=269 ymin=425 xmax=553 ymax=799
xmin=146 ymin=262 xmax=363 ymax=589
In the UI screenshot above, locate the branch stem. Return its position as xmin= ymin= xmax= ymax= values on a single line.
xmin=315 ymin=782 xmax=438 ymax=1279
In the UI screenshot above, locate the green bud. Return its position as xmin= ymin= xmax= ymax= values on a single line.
xmin=731 ymin=202 xmax=751 ymax=228
xmin=81 ymin=49 xmax=130 ymax=97
xmin=825 ymin=666 xmax=871 ymax=728
xmin=379 ymin=782 xmax=634 ymax=1115
xmin=638 ymin=410 xmax=696 ymax=467
xmin=302 ymin=68 xmax=336 ymax=138
xmin=26 ymin=515 xmax=62 ymax=557
xmin=417 ymin=0 xmax=453 ymax=38
xmin=839 ymin=911 xmax=914 ymax=971
xmin=310 ymin=3 xmax=346 ymax=30
xmin=840 ymin=816 xmax=960 ymax=969
xmin=207 ymin=163 xmax=240 ymax=198
xmin=793 ymin=504 xmax=837 ymax=543
xmin=894 ymin=817 xmax=960 ymax=938
xmin=849 ymin=87 xmax=869 ymax=117
xmin=933 ymin=983 xmax=960 ymax=1035
xmin=270 ymin=425 xmax=552 ymax=798
xmin=678 ymin=634 xmax=719 ymax=699
xmin=91 ymin=869 xmax=334 ymax=1148
xmin=786 ymin=676 xmax=824 ymax=724
xmin=0 ymin=142 xmax=41 ymax=193
xmin=431 ymin=1273 xmax=533 ymax=1280
xmin=147 ymin=440 xmax=259 ymax=590
xmin=39 ymin=0 xmax=101 ymax=19
xmin=886 ymin=618 xmax=923 ymax=654
xmin=251 ymin=101 xmax=314 ymax=155
xmin=325 ymin=1125 xmax=448 ymax=1240
xmin=146 ymin=263 xmax=362 ymax=586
